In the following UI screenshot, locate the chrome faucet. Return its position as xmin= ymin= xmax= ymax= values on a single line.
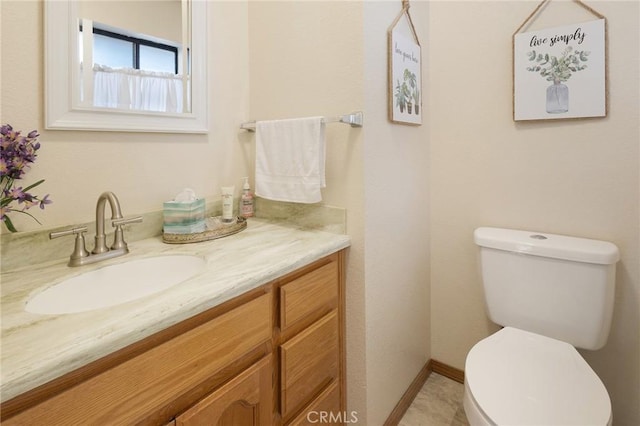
xmin=50 ymin=191 xmax=142 ymax=267
xmin=93 ymin=191 xmax=123 ymax=254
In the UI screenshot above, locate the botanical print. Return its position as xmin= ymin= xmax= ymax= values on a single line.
xmin=390 ymin=30 xmax=422 ymax=125
xmin=514 ymin=19 xmax=605 ymax=121
xmin=395 ymin=69 xmax=420 ymax=115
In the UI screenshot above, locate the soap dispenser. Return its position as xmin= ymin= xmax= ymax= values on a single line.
xmin=240 ymin=177 xmax=254 ymax=218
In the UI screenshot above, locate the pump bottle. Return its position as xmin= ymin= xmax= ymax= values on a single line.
xmin=240 ymin=177 xmax=254 ymax=218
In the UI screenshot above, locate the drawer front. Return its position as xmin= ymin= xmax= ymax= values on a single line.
xmin=287 ymin=381 xmax=341 ymax=426
xmin=280 ymin=260 xmax=338 ymax=333
xmin=5 ymin=294 xmax=272 ymax=426
xmin=280 ymin=311 xmax=339 ymax=419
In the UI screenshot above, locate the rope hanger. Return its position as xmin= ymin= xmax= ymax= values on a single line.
xmin=388 ymin=0 xmax=420 ymax=46
xmin=514 ymin=0 xmax=606 ymax=36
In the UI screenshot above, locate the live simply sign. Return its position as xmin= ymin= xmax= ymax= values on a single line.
xmin=514 ymin=19 xmax=606 ymax=121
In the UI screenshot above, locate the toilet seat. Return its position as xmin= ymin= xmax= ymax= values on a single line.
xmin=465 ymin=327 xmax=611 ymax=426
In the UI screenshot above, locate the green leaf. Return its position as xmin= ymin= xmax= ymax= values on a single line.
xmin=22 ymin=179 xmax=45 ymax=193
xmin=3 ymin=216 xmax=17 ymax=233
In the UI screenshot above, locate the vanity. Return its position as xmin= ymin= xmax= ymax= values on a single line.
xmin=0 ymin=220 xmax=349 ymax=425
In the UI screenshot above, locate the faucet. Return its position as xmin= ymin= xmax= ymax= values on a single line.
xmin=50 ymin=191 xmax=142 ymax=267
xmin=93 ymin=191 xmax=123 ymax=254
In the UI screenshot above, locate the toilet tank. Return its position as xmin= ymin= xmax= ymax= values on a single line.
xmin=474 ymin=227 xmax=619 ymax=350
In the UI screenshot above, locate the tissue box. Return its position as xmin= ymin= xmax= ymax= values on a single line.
xmin=163 ymin=198 xmax=206 ymax=234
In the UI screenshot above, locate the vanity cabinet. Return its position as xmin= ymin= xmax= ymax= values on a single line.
xmin=276 ymin=253 xmax=344 ymax=425
xmin=1 ymin=250 xmax=345 ymax=426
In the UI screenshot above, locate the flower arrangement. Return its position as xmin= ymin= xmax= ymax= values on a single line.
xmin=526 ymin=46 xmax=590 ymax=83
xmin=1 ymin=124 xmax=52 ymax=232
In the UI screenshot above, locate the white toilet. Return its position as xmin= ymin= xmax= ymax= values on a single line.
xmin=464 ymin=227 xmax=620 ymax=426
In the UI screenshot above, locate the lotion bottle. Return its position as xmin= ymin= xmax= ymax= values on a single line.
xmin=221 ymin=186 xmax=235 ymax=223
xmin=240 ymin=177 xmax=254 ymax=218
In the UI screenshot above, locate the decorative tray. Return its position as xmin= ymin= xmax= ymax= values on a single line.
xmin=162 ymin=216 xmax=247 ymax=244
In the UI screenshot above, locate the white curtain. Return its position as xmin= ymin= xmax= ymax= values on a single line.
xmin=92 ymin=64 xmax=184 ymax=113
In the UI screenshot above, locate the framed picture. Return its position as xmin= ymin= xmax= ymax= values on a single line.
xmin=388 ymin=4 xmax=422 ymax=126
xmin=513 ymin=18 xmax=607 ymax=121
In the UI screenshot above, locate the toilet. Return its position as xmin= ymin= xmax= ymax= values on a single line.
xmin=464 ymin=227 xmax=620 ymax=426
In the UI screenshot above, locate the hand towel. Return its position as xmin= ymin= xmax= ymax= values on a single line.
xmin=255 ymin=117 xmax=325 ymax=203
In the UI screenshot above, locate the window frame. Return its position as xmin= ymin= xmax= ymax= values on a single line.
xmin=80 ymin=24 xmax=179 ymax=74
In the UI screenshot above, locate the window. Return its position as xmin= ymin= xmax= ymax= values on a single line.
xmin=81 ymin=25 xmax=178 ymax=74
xmin=78 ymin=21 xmax=185 ymax=113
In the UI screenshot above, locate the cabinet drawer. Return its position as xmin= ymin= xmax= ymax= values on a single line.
xmin=175 ymin=355 xmax=272 ymax=426
xmin=287 ymin=381 xmax=341 ymax=426
xmin=280 ymin=260 xmax=338 ymax=333
xmin=280 ymin=311 xmax=339 ymax=418
xmin=5 ymin=293 xmax=272 ymax=426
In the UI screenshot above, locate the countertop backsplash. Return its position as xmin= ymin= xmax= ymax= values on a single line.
xmin=0 ymin=198 xmax=346 ymax=273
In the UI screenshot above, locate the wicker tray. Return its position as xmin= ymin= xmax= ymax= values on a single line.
xmin=162 ymin=216 xmax=247 ymax=244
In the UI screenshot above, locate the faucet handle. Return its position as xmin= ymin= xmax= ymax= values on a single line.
xmin=112 ymin=216 xmax=143 ymax=228
xmin=50 ymin=227 xmax=90 ymax=263
xmin=111 ymin=216 xmax=143 ymax=251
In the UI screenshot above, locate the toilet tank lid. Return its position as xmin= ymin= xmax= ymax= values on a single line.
xmin=474 ymin=227 xmax=620 ymax=265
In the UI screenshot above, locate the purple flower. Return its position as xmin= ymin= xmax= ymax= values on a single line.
xmin=8 ymin=187 xmax=25 ymax=200
xmin=39 ymin=194 xmax=52 ymax=209
xmin=1 ymin=124 xmax=51 ymax=232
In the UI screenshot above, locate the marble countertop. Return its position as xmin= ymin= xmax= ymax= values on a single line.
xmin=0 ymin=219 xmax=350 ymax=402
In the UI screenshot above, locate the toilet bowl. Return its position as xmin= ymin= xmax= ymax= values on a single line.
xmin=464 ymin=327 xmax=612 ymax=426
xmin=467 ymin=228 xmax=620 ymax=426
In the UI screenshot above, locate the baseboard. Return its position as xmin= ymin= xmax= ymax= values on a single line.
xmin=383 ymin=359 xmax=465 ymax=425
xmin=431 ymin=359 xmax=465 ymax=384
xmin=383 ymin=360 xmax=432 ymax=426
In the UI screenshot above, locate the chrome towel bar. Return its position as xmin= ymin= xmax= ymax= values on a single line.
xmin=240 ymin=111 xmax=363 ymax=132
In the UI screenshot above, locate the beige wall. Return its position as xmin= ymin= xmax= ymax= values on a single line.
xmin=249 ymin=2 xmax=431 ymax=423
xmin=363 ymin=2 xmax=431 ymax=424
xmin=429 ymin=1 xmax=640 ymax=424
xmin=79 ymin=1 xmax=182 ymax=43
xmin=247 ymin=1 xmax=368 ymax=419
xmin=1 ymin=0 xmax=251 ymax=232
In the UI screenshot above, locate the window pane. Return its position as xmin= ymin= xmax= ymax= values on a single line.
xmin=140 ymin=45 xmax=176 ymax=73
xmin=94 ymin=34 xmax=133 ymax=69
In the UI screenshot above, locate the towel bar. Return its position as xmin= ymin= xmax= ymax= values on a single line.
xmin=240 ymin=111 xmax=363 ymax=132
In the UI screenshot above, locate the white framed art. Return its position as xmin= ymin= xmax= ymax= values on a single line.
xmin=514 ymin=19 xmax=606 ymax=121
xmin=388 ymin=1 xmax=422 ymax=126
xmin=512 ymin=0 xmax=607 ymax=121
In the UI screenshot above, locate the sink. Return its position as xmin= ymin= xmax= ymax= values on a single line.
xmin=26 ymin=255 xmax=206 ymax=315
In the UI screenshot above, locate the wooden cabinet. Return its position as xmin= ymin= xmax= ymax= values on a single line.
xmin=2 ymin=291 xmax=272 ymax=425
xmin=276 ymin=253 xmax=345 ymax=425
xmin=1 ymin=250 xmax=345 ymax=426
xmin=175 ymin=356 xmax=272 ymax=426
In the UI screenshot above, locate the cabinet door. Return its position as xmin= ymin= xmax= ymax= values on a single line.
xmin=175 ymin=355 xmax=272 ymax=426
xmin=286 ymin=381 xmax=341 ymax=426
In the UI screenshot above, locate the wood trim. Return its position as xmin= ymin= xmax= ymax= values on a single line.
xmin=383 ymin=360 xmax=432 ymax=426
xmin=384 ymin=358 xmax=466 ymax=425
xmin=337 ymin=250 xmax=347 ymax=419
xmin=431 ymin=359 xmax=465 ymax=384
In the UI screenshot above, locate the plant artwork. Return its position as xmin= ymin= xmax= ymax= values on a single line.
xmin=388 ymin=4 xmax=422 ymax=126
xmin=514 ymin=19 xmax=606 ymax=121
xmin=395 ymin=69 xmax=419 ymax=115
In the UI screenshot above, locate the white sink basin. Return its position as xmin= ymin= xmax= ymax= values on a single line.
xmin=26 ymin=255 xmax=206 ymax=315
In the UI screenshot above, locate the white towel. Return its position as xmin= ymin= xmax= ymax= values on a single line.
xmin=255 ymin=117 xmax=326 ymax=203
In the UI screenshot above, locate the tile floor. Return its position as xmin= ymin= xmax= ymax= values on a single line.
xmin=399 ymin=373 xmax=470 ymax=426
